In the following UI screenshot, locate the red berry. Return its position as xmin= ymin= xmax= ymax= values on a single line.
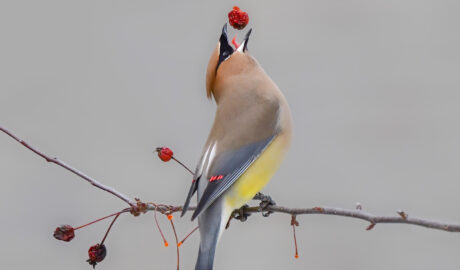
xmin=228 ymin=6 xmax=249 ymax=30
xmin=87 ymin=244 xmax=107 ymax=268
xmin=53 ymin=225 xmax=75 ymax=242
xmin=156 ymin=147 xmax=173 ymax=162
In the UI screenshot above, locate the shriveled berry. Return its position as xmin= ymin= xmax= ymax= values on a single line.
xmin=53 ymin=225 xmax=75 ymax=242
xmin=87 ymin=244 xmax=106 ymax=268
xmin=156 ymin=147 xmax=174 ymax=162
xmin=228 ymin=6 xmax=249 ymax=30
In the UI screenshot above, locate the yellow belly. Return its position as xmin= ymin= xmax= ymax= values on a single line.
xmin=224 ymin=134 xmax=289 ymax=210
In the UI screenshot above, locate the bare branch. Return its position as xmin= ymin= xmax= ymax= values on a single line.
xmin=3 ymin=125 xmax=460 ymax=233
xmin=246 ymin=205 xmax=460 ymax=232
xmin=150 ymin=204 xmax=460 ymax=233
xmin=0 ymin=125 xmax=136 ymax=207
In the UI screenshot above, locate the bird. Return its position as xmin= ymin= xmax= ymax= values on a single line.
xmin=181 ymin=24 xmax=292 ymax=270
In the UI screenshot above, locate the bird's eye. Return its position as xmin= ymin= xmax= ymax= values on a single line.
xmin=221 ymin=50 xmax=232 ymax=60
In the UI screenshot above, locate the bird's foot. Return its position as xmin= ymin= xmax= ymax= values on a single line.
xmin=253 ymin=192 xmax=276 ymax=217
xmin=232 ymin=204 xmax=252 ymax=222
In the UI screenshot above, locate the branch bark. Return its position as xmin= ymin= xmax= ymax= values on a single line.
xmin=0 ymin=125 xmax=136 ymax=207
xmin=2 ymin=125 xmax=460 ymax=233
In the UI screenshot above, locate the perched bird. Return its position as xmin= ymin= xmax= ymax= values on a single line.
xmin=181 ymin=24 xmax=292 ymax=270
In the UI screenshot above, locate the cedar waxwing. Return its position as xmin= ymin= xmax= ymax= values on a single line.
xmin=181 ymin=24 xmax=292 ymax=270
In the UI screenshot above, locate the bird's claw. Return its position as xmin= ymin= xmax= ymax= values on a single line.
xmin=233 ymin=204 xmax=251 ymax=222
xmin=230 ymin=193 xmax=276 ymax=223
xmin=253 ymin=192 xmax=276 ymax=217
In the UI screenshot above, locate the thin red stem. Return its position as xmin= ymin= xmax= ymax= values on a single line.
xmin=74 ymin=210 xmax=126 ymax=230
xmin=179 ymin=226 xmax=199 ymax=246
xmin=292 ymin=222 xmax=299 ymax=259
xmin=169 ymin=217 xmax=180 ymax=270
xmin=171 ymin=157 xmax=194 ymax=175
xmin=101 ymin=212 xmax=121 ymax=245
xmin=153 ymin=206 xmax=168 ymax=246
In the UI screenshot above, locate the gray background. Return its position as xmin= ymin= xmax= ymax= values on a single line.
xmin=1 ymin=0 xmax=460 ymax=269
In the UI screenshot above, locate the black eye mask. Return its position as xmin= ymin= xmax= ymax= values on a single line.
xmin=217 ymin=24 xmax=234 ymax=71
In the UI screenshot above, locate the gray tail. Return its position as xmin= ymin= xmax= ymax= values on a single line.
xmin=195 ymin=246 xmax=216 ymax=270
xmin=195 ymin=199 xmax=227 ymax=270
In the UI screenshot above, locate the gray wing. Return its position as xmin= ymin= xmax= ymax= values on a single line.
xmin=181 ymin=142 xmax=216 ymax=217
xmin=190 ymin=135 xmax=276 ymax=220
xmin=180 ymin=175 xmax=200 ymax=217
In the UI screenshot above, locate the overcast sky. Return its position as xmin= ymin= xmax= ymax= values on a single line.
xmin=1 ymin=1 xmax=460 ymax=269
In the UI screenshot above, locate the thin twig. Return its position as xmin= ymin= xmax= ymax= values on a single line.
xmin=233 ymin=205 xmax=460 ymax=233
xmin=0 ymin=125 xmax=136 ymax=207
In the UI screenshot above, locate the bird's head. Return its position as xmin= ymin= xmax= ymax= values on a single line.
xmin=206 ymin=24 xmax=255 ymax=101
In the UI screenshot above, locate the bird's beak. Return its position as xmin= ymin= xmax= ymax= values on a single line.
xmin=237 ymin=28 xmax=252 ymax=53
xmin=217 ymin=24 xmax=234 ymax=70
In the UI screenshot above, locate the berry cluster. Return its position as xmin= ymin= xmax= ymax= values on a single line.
xmin=228 ymin=6 xmax=249 ymax=30
xmin=53 ymin=211 xmax=121 ymax=268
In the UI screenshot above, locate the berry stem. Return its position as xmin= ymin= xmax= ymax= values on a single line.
xmin=179 ymin=226 xmax=199 ymax=246
xmin=153 ymin=206 xmax=169 ymax=247
xmin=74 ymin=210 xmax=126 ymax=230
xmin=169 ymin=218 xmax=180 ymax=270
xmin=101 ymin=212 xmax=121 ymax=245
xmin=293 ymin=225 xmax=299 ymax=258
xmin=291 ymin=215 xmax=299 ymax=259
xmin=171 ymin=156 xmax=194 ymax=175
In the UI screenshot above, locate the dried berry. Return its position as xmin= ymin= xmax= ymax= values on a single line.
xmin=156 ymin=147 xmax=174 ymax=162
xmin=87 ymin=244 xmax=107 ymax=268
xmin=53 ymin=225 xmax=75 ymax=242
xmin=228 ymin=6 xmax=249 ymax=30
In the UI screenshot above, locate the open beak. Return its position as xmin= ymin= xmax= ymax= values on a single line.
xmin=237 ymin=28 xmax=252 ymax=52
xmin=217 ymin=24 xmax=234 ymax=69
xmin=217 ymin=24 xmax=253 ymax=70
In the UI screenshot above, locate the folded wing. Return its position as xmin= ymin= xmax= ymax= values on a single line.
xmin=190 ymin=135 xmax=276 ymax=220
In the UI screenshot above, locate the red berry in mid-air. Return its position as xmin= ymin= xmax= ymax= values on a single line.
xmin=53 ymin=225 xmax=75 ymax=242
xmin=87 ymin=244 xmax=107 ymax=268
xmin=228 ymin=6 xmax=249 ymax=30
xmin=156 ymin=147 xmax=174 ymax=162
